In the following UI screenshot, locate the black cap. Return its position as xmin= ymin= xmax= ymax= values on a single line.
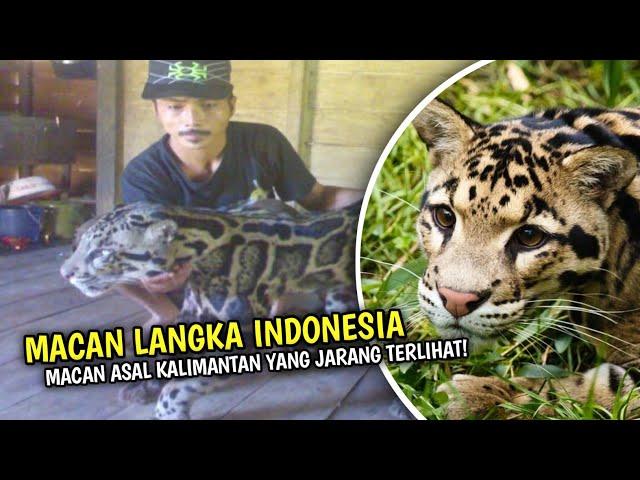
xmin=141 ymin=60 xmax=233 ymax=100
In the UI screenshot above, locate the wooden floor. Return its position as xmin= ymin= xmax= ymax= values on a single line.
xmin=0 ymin=245 xmax=412 ymax=420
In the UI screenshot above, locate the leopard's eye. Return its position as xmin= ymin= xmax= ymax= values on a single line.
xmin=432 ymin=206 xmax=456 ymax=230
xmin=514 ymin=225 xmax=548 ymax=249
xmin=89 ymin=248 xmax=115 ymax=269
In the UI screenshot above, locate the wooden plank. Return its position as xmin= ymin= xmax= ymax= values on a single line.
xmin=96 ymin=60 xmax=120 ymax=215
xmin=232 ymin=61 xmax=292 ymax=72
xmin=0 ymin=245 xmax=69 ymax=270
xmin=190 ymin=372 xmax=276 ymax=420
xmin=222 ymin=365 xmax=369 ymax=419
xmin=0 ymin=377 xmax=137 ymax=420
xmin=0 ymin=287 xmax=110 ymax=334
xmin=319 ymin=60 xmax=474 ymax=75
xmin=0 ymin=292 xmax=140 ymax=365
xmin=0 ymin=357 xmax=127 ymax=414
xmin=314 ymin=70 xmax=467 ymax=113
xmin=309 ymin=144 xmax=381 ymax=189
xmin=0 ymin=271 xmax=69 ymax=307
xmin=232 ymin=70 xmax=292 ymax=110
xmin=120 ymin=105 xmax=164 ymax=169
xmin=0 ymin=358 xmax=49 ymax=412
xmin=328 ymin=366 xmax=413 ymax=420
xmin=0 ymin=311 xmax=146 ymax=414
xmin=0 ymin=258 xmax=65 ymax=287
xmin=312 ymin=110 xmax=409 ymax=148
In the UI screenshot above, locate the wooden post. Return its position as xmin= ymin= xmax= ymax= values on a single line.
xmin=18 ymin=165 xmax=34 ymax=178
xmin=285 ymin=61 xmax=305 ymax=161
xmin=18 ymin=60 xmax=33 ymax=116
xmin=61 ymin=164 xmax=72 ymax=192
xmin=17 ymin=60 xmax=34 ymax=178
xmin=296 ymin=60 xmax=319 ymax=167
xmin=96 ymin=60 xmax=120 ymax=215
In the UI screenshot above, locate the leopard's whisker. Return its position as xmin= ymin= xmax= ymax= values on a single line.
xmin=522 ymin=304 xmax=620 ymax=324
xmin=406 ymin=311 xmax=427 ymax=328
xmin=565 ymin=291 xmax=626 ymax=303
xmin=509 ymin=325 xmax=555 ymax=353
xmin=515 ymin=321 xmax=632 ymax=357
xmin=373 ymin=187 xmax=421 ymax=212
xmin=359 ymin=256 xmax=421 ymax=280
xmin=505 ymin=325 xmax=556 ymax=357
xmin=588 ymin=266 xmax=624 ymax=283
xmin=548 ymin=319 xmax=635 ymax=346
xmin=516 ymin=316 xmax=632 ymax=347
xmin=524 ymin=298 xmax=639 ymax=316
xmin=392 ymin=299 xmax=420 ymax=309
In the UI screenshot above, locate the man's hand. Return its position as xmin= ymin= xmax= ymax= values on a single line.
xmin=299 ymin=182 xmax=364 ymax=211
xmin=141 ymin=263 xmax=193 ymax=294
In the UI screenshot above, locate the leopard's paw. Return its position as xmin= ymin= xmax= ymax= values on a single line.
xmin=154 ymin=403 xmax=190 ymax=420
xmin=437 ymin=375 xmax=513 ymax=419
xmin=119 ymin=379 xmax=165 ymax=405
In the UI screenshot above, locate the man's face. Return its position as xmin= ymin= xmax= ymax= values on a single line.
xmin=154 ymin=96 xmax=236 ymax=151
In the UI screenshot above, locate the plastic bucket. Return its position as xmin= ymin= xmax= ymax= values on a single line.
xmin=0 ymin=205 xmax=46 ymax=242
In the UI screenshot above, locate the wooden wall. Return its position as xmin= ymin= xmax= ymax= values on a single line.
xmin=309 ymin=61 xmax=473 ymax=187
xmin=120 ymin=60 xmax=473 ymax=193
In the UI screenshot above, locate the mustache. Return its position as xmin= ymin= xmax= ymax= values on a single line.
xmin=179 ymin=129 xmax=211 ymax=137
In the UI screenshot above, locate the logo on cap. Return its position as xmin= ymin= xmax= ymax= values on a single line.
xmin=167 ymin=61 xmax=208 ymax=83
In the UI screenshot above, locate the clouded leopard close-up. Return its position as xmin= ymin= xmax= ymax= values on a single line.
xmin=413 ymin=99 xmax=640 ymax=419
xmin=61 ymin=198 xmax=359 ymax=419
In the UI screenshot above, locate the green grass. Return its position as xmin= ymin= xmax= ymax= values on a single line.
xmin=360 ymin=60 xmax=640 ymax=419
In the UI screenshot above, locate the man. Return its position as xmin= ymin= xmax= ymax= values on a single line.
xmin=119 ymin=60 xmax=363 ymax=328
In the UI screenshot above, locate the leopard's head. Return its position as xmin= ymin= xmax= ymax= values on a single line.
xmin=60 ymin=203 xmax=179 ymax=297
xmin=413 ymin=100 xmax=638 ymax=350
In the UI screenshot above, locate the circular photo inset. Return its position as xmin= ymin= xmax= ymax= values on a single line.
xmin=359 ymin=60 xmax=640 ymax=420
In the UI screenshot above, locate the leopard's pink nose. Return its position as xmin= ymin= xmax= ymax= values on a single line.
xmin=437 ymin=287 xmax=488 ymax=318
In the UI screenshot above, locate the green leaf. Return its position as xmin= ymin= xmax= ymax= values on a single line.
xmin=604 ymin=60 xmax=624 ymax=107
xmin=433 ymin=391 xmax=449 ymax=405
xmin=397 ymin=362 xmax=414 ymax=374
xmin=554 ymin=334 xmax=572 ymax=354
xmin=513 ymin=320 xmax=543 ymax=345
xmin=516 ymin=363 xmax=571 ymax=379
xmin=378 ymin=257 xmax=426 ymax=296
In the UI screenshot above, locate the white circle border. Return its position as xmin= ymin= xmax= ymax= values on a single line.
xmin=354 ymin=60 xmax=495 ymax=420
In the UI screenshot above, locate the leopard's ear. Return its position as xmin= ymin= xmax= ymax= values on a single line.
xmin=562 ymin=146 xmax=638 ymax=203
xmin=412 ymin=99 xmax=479 ymax=169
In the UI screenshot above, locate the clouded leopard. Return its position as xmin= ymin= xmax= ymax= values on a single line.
xmin=413 ymin=100 xmax=640 ymax=419
xmin=61 ymin=199 xmax=359 ymax=419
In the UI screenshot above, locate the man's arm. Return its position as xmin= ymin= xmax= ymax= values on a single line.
xmin=117 ymin=283 xmax=181 ymax=324
xmin=258 ymin=125 xmax=363 ymax=211
xmin=116 ymin=262 xmax=192 ymax=326
xmin=298 ymin=182 xmax=364 ymax=212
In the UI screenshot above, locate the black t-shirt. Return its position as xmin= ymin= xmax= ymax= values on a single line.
xmin=121 ymin=122 xmax=317 ymax=208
